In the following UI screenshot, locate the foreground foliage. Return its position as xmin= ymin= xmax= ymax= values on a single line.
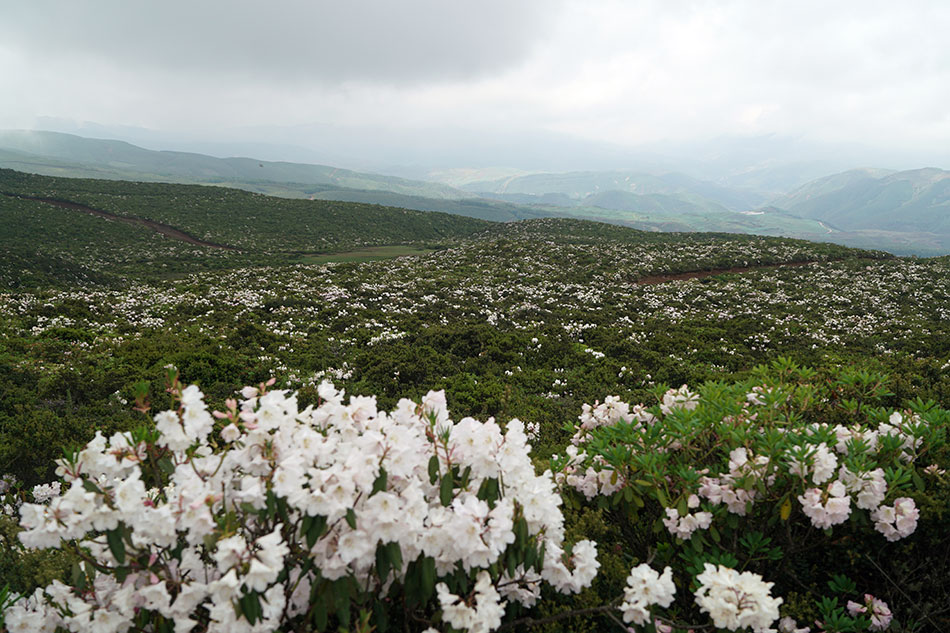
xmin=1 ymin=360 xmax=949 ymax=633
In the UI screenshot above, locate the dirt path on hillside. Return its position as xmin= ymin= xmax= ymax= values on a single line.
xmin=3 ymin=193 xmax=241 ymax=250
xmin=636 ymin=260 xmax=816 ymax=285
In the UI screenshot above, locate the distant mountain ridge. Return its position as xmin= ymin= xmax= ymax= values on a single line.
xmin=0 ymin=130 xmax=468 ymax=200
xmin=773 ymin=167 xmax=950 ymax=234
xmin=462 ymin=169 xmax=769 ymax=211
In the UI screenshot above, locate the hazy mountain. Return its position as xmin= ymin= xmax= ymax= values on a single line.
xmin=773 ymin=168 xmax=950 ymax=233
xmin=305 ymin=189 xmax=549 ymax=223
xmin=462 ymin=169 xmax=769 ymax=211
xmin=0 ymin=130 xmax=468 ymax=200
xmin=579 ymin=191 xmax=729 ymax=216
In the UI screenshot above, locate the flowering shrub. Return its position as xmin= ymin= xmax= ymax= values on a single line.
xmin=5 ymin=372 xmax=600 ymax=633
xmin=2 ymin=361 xmax=949 ymax=632
xmin=552 ymin=358 xmax=949 ymax=630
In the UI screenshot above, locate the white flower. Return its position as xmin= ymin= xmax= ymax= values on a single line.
xmin=437 ymin=571 xmax=507 ymax=633
xmin=872 ymin=497 xmax=919 ymax=541
xmin=662 ymin=507 xmax=713 ymax=539
xmin=694 ymin=563 xmax=782 ymax=631
xmin=620 ymin=563 xmax=676 ymax=625
xmin=778 ymin=615 xmax=811 ymax=632
xmin=798 ymin=480 xmax=851 ymax=529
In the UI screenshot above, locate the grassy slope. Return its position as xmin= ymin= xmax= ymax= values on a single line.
xmin=0 ymin=169 xmax=494 ymax=289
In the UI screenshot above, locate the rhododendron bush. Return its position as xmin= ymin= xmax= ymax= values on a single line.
xmin=4 ymin=371 xmax=600 ymax=633
xmin=2 ymin=361 xmax=949 ymax=632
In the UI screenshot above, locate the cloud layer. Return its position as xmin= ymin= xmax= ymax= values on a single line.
xmin=1 ymin=0 xmax=948 ymax=166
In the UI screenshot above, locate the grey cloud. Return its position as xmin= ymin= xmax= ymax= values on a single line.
xmin=0 ymin=0 xmax=557 ymax=84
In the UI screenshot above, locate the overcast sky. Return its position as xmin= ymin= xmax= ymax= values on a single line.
xmin=1 ymin=0 xmax=948 ymax=170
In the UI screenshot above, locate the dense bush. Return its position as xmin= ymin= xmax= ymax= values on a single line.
xmin=2 ymin=361 xmax=948 ymax=632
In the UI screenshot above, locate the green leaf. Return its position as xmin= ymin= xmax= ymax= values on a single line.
xmin=82 ymin=479 xmax=103 ymax=495
xmin=534 ymin=542 xmax=546 ymax=573
xmin=265 ymin=491 xmax=277 ymax=519
xmin=276 ymin=497 xmax=291 ymax=525
xmin=477 ymin=478 xmax=499 ymax=506
xmin=428 ymin=455 xmax=440 ymax=484
xmin=71 ymin=562 xmax=86 ymax=591
xmin=307 ymin=515 xmax=328 ymax=548
xmin=312 ymin=595 xmax=327 ymax=631
xmin=239 ymin=594 xmax=255 ymax=624
xmin=374 ymin=600 xmax=389 ymax=633
xmin=387 ymin=542 xmax=403 ymax=571
xmin=157 ymin=457 xmax=175 ymax=475
xmin=372 ymin=469 xmax=388 ymax=495
xmin=676 ymin=496 xmax=688 ymax=517
xmin=525 ymin=544 xmax=536 ymax=570
xmin=345 ymin=508 xmax=357 ymax=529
xmin=336 ymin=596 xmax=351 ymax=629
xmin=420 ymin=556 xmax=436 ymax=599
xmin=440 ymin=470 xmax=454 ymax=506
xmin=107 ymin=527 xmax=126 ymax=564
xmin=912 ymin=470 xmax=925 ymax=492
xmin=376 ymin=542 xmax=391 ymax=581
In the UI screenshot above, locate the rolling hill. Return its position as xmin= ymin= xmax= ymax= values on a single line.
xmin=0 ymin=130 xmax=468 ymax=200
xmin=0 ymin=169 xmax=493 ymax=288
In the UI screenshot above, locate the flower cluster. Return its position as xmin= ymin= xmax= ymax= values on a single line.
xmin=555 ymin=446 xmax=624 ymax=500
xmin=556 ymin=383 xmax=933 ymax=545
xmin=662 ymin=495 xmax=713 ymax=539
xmin=694 ymin=563 xmax=782 ymax=632
xmin=847 ymin=594 xmax=893 ymax=631
xmin=659 ymin=385 xmax=699 ymax=415
xmin=871 ymin=497 xmax=919 ymax=542
xmin=8 ymin=380 xmax=599 ymax=633
xmin=619 ymin=563 xmax=676 ymax=625
xmin=798 ymin=481 xmax=852 ymax=529
xmin=699 ymin=447 xmax=773 ymax=516
xmin=437 ymin=571 xmax=506 ymax=633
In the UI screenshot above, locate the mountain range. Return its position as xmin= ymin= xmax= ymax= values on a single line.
xmin=1 ymin=129 xmax=947 ymax=256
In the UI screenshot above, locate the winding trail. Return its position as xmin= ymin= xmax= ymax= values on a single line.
xmin=2 ymin=192 xmax=241 ymax=250
xmin=635 ymin=260 xmax=817 ymax=285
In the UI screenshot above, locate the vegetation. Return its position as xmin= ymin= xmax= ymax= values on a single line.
xmin=1 ymin=170 xmax=949 ymax=631
xmin=0 ymin=169 xmax=492 ymax=288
